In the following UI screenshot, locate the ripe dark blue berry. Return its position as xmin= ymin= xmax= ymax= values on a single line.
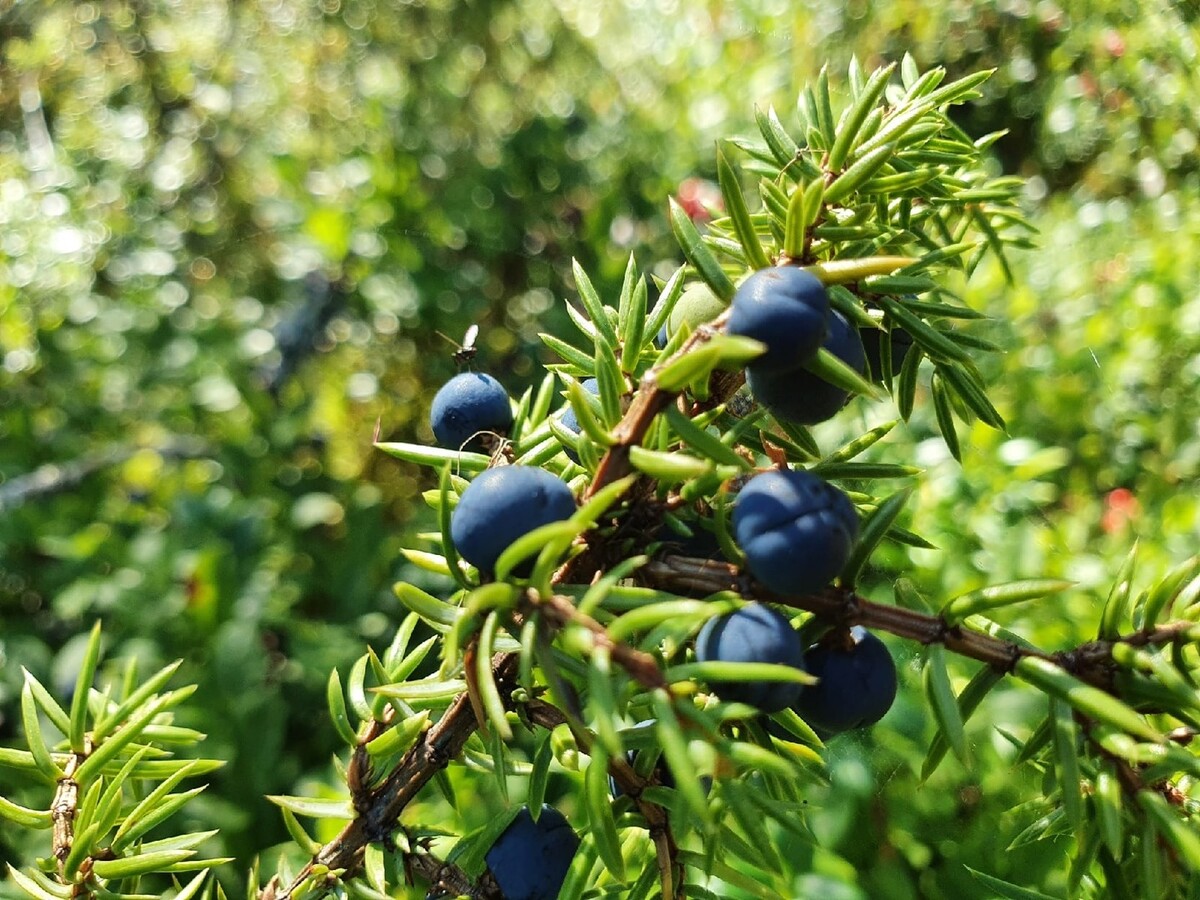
xmin=450 ymin=466 xmax=576 ymax=575
xmin=861 ymin=325 xmax=914 ymax=382
xmin=561 ymin=377 xmax=601 ymax=463
xmin=560 ymin=377 xmax=600 ymax=437
xmin=727 ymin=267 xmax=831 ymax=375
xmin=793 ymin=627 xmax=897 ymax=736
xmin=429 ymin=372 xmax=513 ymax=452
xmin=484 ymin=805 xmax=579 ymax=900
xmin=655 ymin=519 xmax=723 ymax=561
xmin=746 ymin=309 xmax=865 ymax=426
xmin=610 ymin=720 xmax=673 ymax=798
xmin=733 ymin=468 xmax=858 ymax=596
xmin=694 ymin=603 xmax=806 ymax=713
xmin=609 ymin=720 xmax=713 ymax=798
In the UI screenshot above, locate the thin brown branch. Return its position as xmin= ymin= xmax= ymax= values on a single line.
xmin=0 ymin=437 xmax=209 ymax=512
xmin=523 ymin=699 xmax=682 ymax=899
xmin=267 ymin=653 xmax=520 ymax=899
xmin=462 ymin=638 xmax=492 ymax=735
xmin=585 ymin=311 xmax=734 ymax=502
xmin=532 ymin=591 xmax=670 ymax=691
xmin=411 ymin=852 xmax=501 ymax=900
xmin=51 ymin=750 xmax=86 ymax=871
xmin=641 ymin=555 xmax=1200 ymax=693
xmin=266 ymin=581 xmax=684 ymax=900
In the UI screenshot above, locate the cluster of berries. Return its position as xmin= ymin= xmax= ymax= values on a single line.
xmin=425 ymin=266 xmax=902 ymax=898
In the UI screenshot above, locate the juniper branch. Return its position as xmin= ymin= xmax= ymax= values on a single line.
xmin=642 ymin=554 xmax=1200 ymax=694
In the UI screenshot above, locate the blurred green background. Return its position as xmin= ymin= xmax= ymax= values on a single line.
xmin=2 ymin=0 xmax=1199 ymax=896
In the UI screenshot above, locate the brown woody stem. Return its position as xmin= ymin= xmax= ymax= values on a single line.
xmin=52 ymin=750 xmax=85 ymax=872
xmin=642 ymin=555 xmax=1200 ymax=692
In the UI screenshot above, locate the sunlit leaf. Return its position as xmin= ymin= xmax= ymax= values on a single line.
xmin=266 ymin=795 xmax=354 ymax=820
xmin=19 ymin=677 xmax=63 ymax=781
xmin=840 ymin=487 xmax=911 ymax=590
xmin=572 ymin=258 xmax=620 ymax=349
xmin=1014 ymin=657 xmax=1162 ymax=742
xmin=941 ymin=580 xmax=1072 ymax=624
xmin=68 ymin=621 xmax=103 ymax=753
xmin=393 ymin=581 xmax=460 ymax=627
xmin=584 ymin=747 xmax=625 ymax=881
xmin=326 ymin=668 xmax=358 ymax=747
xmin=717 ymin=145 xmax=770 ymax=271
xmin=921 ymin=666 xmax=1003 ymax=781
xmin=92 ymin=850 xmax=197 ymax=880
xmin=6 ymin=865 xmax=72 ymax=900
xmin=924 ymin=644 xmax=970 ymax=768
xmin=0 ymin=796 xmax=50 ymax=830
xmin=964 ymin=867 xmax=1062 ymax=900
xmin=1050 ymin=697 xmax=1084 ymax=840
xmin=373 ymin=440 xmax=491 ymax=473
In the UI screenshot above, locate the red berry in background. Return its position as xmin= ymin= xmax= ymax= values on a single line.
xmin=677 ymin=177 xmax=723 ymax=222
xmin=1102 ymin=487 xmax=1140 ymax=534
